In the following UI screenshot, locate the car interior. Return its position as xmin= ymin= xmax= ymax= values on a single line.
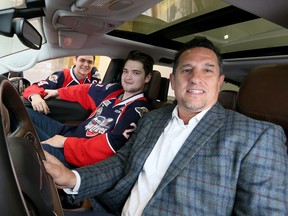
xmin=1 ymin=0 xmax=288 ymax=215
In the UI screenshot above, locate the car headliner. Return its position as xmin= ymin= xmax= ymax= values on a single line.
xmin=1 ymin=0 xmax=288 ymax=85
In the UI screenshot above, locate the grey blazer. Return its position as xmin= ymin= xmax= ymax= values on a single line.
xmin=74 ymin=102 xmax=288 ymax=215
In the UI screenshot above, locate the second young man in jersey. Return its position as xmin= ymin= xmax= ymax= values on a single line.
xmin=23 ymin=55 xmax=101 ymax=114
xmin=27 ymin=50 xmax=154 ymax=167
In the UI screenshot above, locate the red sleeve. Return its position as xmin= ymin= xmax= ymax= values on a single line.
xmin=23 ymin=84 xmax=46 ymax=99
xmin=58 ymin=84 xmax=96 ymax=110
xmin=63 ymin=134 xmax=115 ymax=167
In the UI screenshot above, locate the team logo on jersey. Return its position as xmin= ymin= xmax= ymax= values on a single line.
xmin=37 ymin=80 xmax=49 ymax=86
xmin=85 ymin=115 xmax=114 ymax=137
xmin=135 ymin=107 xmax=149 ymax=117
xmin=48 ymin=74 xmax=59 ymax=83
xmin=95 ymin=106 xmax=103 ymax=115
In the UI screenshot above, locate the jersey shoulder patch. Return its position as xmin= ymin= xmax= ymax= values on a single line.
xmin=48 ymin=74 xmax=59 ymax=83
xmin=135 ymin=107 xmax=149 ymax=117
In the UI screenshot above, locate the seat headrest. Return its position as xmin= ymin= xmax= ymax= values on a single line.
xmin=237 ymin=64 xmax=288 ymax=134
xmin=144 ymin=70 xmax=161 ymax=101
xmin=218 ymin=90 xmax=238 ymax=110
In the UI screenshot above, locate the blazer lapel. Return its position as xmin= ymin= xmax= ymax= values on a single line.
xmin=154 ymin=103 xmax=226 ymax=194
xmin=128 ymin=106 xmax=175 ymax=174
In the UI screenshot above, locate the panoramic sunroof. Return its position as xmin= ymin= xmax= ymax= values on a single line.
xmin=114 ymin=0 xmax=288 ymax=56
xmin=117 ymin=0 xmax=230 ymax=34
xmin=175 ymin=19 xmax=288 ymax=54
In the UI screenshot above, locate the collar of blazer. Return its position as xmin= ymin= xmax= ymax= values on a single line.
xmin=153 ymin=102 xmax=226 ymax=193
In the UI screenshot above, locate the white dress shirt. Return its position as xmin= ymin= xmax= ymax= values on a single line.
xmin=121 ymin=106 xmax=209 ymax=215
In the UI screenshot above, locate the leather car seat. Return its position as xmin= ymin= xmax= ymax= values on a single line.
xmin=144 ymin=70 xmax=161 ymax=109
xmin=218 ymin=90 xmax=238 ymax=110
xmin=237 ymin=64 xmax=288 ymax=142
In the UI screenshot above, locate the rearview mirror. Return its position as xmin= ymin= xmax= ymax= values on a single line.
xmin=13 ymin=18 xmax=42 ymax=50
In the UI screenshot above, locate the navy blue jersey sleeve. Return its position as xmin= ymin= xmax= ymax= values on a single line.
xmin=36 ymin=71 xmax=65 ymax=89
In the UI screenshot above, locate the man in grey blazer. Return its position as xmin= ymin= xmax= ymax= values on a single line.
xmin=44 ymin=36 xmax=288 ymax=216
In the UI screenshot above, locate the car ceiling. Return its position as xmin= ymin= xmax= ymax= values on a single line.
xmin=2 ymin=0 xmax=288 ymax=85
xmin=43 ymin=0 xmax=167 ymax=56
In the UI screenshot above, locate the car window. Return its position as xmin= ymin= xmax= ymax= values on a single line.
xmin=153 ymin=65 xmax=174 ymax=99
xmin=0 ymin=0 xmax=24 ymax=10
xmin=220 ymin=81 xmax=239 ymax=92
xmin=23 ymin=56 xmax=111 ymax=84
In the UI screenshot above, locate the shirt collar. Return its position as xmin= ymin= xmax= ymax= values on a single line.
xmin=172 ymin=105 xmax=211 ymax=126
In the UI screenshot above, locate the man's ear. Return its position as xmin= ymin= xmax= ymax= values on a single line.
xmin=145 ymin=72 xmax=152 ymax=83
xmin=218 ymin=74 xmax=225 ymax=89
xmin=170 ymin=73 xmax=175 ymax=90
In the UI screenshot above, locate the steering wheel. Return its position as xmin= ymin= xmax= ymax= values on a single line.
xmin=0 ymin=75 xmax=63 ymax=216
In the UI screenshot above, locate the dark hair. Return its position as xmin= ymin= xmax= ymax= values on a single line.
xmin=75 ymin=55 xmax=95 ymax=62
xmin=124 ymin=50 xmax=154 ymax=76
xmin=173 ymin=36 xmax=222 ymax=74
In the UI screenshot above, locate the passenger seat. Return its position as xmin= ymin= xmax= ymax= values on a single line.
xmin=144 ymin=70 xmax=161 ymax=109
xmin=218 ymin=90 xmax=238 ymax=110
xmin=236 ymin=64 xmax=288 ymax=144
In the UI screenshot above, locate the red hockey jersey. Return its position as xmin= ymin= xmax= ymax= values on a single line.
xmin=58 ymin=83 xmax=150 ymax=167
xmin=23 ymin=66 xmax=100 ymax=99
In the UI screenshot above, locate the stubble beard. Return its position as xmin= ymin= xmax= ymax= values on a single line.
xmin=183 ymin=100 xmax=206 ymax=111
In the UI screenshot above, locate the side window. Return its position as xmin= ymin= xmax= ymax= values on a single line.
xmin=23 ymin=56 xmax=111 ymax=84
xmin=219 ymin=81 xmax=239 ymax=110
xmin=220 ymin=81 xmax=239 ymax=92
xmin=153 ymin=65 xmax=175 ymax=103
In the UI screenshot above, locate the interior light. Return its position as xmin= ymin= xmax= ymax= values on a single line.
xmin=224 ymin=34 xmax=229 ymax=40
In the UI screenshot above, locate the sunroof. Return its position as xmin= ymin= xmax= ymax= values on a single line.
xmin=115 ymin=0 xmax=288 ymax=56
xmin=117 ymin=0 xmax=230 ymax=34
xmin=175 ymin=19 xmax=288 ymax=54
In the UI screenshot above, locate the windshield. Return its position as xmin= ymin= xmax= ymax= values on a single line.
xmin=0 ymin=18 xmax=43 ymax=57
xmin=0 ymin=0 xmax=25 ymax=10
xmin=0 ymin=1 xmax=44 ymax=58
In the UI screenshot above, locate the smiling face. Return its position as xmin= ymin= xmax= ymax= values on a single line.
xmin=170 ymin=47 xmax=224 ymax=120
xmin=121 ymin=60 xmax=151 ymax=99
xmin=73 ymin=55 xmax=95 ymax=79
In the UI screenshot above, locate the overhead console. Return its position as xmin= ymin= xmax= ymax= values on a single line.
xmin=51 ymin=0 xmax=161 ymax=48
xmin=72 ymin=0 xmax=134 ymax=15
xmin=53 ymin=10 xmax=123 ymax=35
xmin=70 ymin=0 xmax=161 ymax=18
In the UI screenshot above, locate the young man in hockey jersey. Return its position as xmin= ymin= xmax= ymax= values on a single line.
xmin=27 ymin=50 xmax=154 ymax=168
xmin=23 ymin=55 xmax=101 ymax=115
